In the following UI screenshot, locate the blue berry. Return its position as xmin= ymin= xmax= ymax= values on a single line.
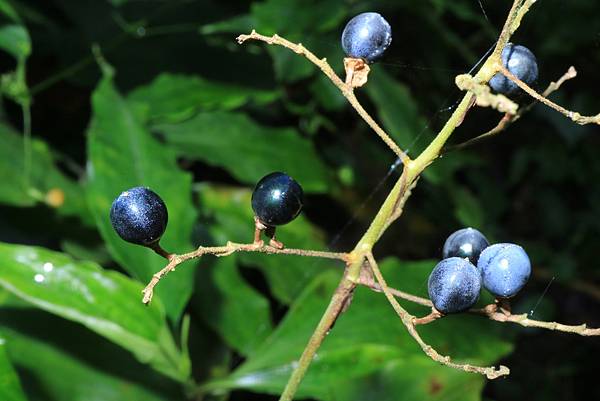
xmin=428 ymin=257 xmax=482 ymax=314
xmin=110 ymin=187 xmax=168 ymax=246
xmin=442 ymin=227 xmax=489 ymax=265
xmin=341 ymin=12 xmax=392 ymax=63
xmin=489 ymin=43 xmax=538 ymax=95
xmin=251 ymin=172 xmax=304 ymax=226
xmin=477 ymin=243 xmax=531 ymax=298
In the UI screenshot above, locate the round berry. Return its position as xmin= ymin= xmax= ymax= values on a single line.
xmin=251 ymin=172 xmax=304 ymax=226
xmin=489 ymin=43 xmax=538 ymax=95
xmin=428 ymin=257 xmax=482 ymax=314
xmin=477 ymin=243 xmax=531 ymax=298
xmin=110 ymin=187 xmax=168 ymax=246
xmin=341 ymin=12 xmax=392 ymax=63
xmin=442 ymin=227 xmax=490 ymax=265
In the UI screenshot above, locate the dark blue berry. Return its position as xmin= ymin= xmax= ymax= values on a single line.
xmin=110 ymin=187 xmax=168 ymax=246
xmin=477 ymin=243 xmax=531 ymax=298
xmin=489 ymin=43 xmax=538 ymax=95
xmin=442 ymin=227 xmax=490 ymax=265
xmin=341 ymin=12 xmax=392 ymax=63
xmin=428 ymin=257 xmax=482 ymax=314
xmin=251 ymin=172 xmax=304 ymax=227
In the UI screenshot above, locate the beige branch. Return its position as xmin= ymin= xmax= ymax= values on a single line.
xmin=365 ymin=253 xmax=509 ymax=379
xmin=500 ymin=66 xmax=600 ymax=125
xmin=142 ymin=242 xmax=347 ymax=304
xmin=359 ymin=276 xmax=600 ymax=337
xmin=236 ymin=30 xmax=410 ymax=163
xmin=446 ymin=66 xmax=580 ymax=152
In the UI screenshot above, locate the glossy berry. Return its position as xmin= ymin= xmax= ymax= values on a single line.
xmin=442 ymin=227 xmax=489 ymax=265
xmin=251 ymin=172 xmax=304 ymax=226
xmin=489 ymin=43 xmax=538 ymax=95
xmin=110 ymin=187 xmax=168 ymax=246
xmin=341 ymin=12 xmax=392 ymax=63
xmin=428 ymin=257 xmax=482 ymax=314
xmin=477 ymin=243 xmax=531 ymax=298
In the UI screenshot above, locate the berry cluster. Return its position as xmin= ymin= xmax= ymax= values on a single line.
xmin=110 ymin=172 xmax=304 ymax=251
xmin=428 ymin=227 xmax=531 ymax=314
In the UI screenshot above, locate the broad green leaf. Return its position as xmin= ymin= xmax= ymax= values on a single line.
xmin=0 ymin=123 xmax=94 ymax=225
xmin=0 ymin=24 xmax=30 ymax=60
xmin=204 ymin=259 xmax=512 ymax=400
xmin=0 ymin=338 xmax=27 ymax=401
xmin=86 ymin=68 xmax=196 ymax=320
xmin=1 ymin=327 xmax=176 ymax=401
xmin=0 ymin=242 xmax=188 ymax=382
xmin=197 ymin=184 xmax=339 ymax=304
xmin=157 ymin=111 xmax=331 ymax=193
xmin=194 ymin=257 xmax=273 ymax=355
xmin=128 ymin=73 xmax=277 ymax=124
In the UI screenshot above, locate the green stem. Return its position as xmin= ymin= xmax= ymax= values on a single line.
xmin=279 ymin=277 xmax=356 ymax=401
xmin=278 ymin=88 xmax=477 ymax=401
xmin=256 ymin=2 xmax=533 ymax=400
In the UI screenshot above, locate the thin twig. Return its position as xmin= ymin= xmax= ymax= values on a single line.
xmin=359 ymin=278 xmax=600 ymax=337
xmin=236 ymin=30 xmax=410 ymax=163
xmin=446 ymin=66 xmax=579 ymax=152
xmin=366 ymin=253 xmax=510 ymax=379
xmin=142 ymin=242 xmax=347 ymax=304
xmin=471 ymin=304 xmax=600 ymax=336
xmin=500 ymin=66 xmax=600 ymax=125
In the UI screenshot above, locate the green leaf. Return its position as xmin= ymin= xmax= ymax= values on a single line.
xmin=0 ymin=24 xmax=30 ymax=60
xmin=365 ymin=68 xmax=429 ymax=151
xmin=251 ymin=0 xmax=346 ymax=36
xmin=0 ymin=242 xmax=188 ymax=382
xmin=200 ymin=14 xmax=254 ymax=35
xmin=157 ymin=111 xmax=331 ymax=193
xmin=0 ymin=123 xmax=94 ymax=225
xmin=204 ymin=259 xmax=513 ymax=400
xmin=197 ymin=184 xmax=339 ymax=304
xmin=1 ymin=327 xmax=177 ymax=401
xmin=194 ymin=257 xmax=273 ymax=356
xmin=451 ymin=186 xmax=485 ymax=229
xmin=128 ymin=73 xmax=277 ymax=124
xmin=0 ymin=0 xmax=20 ymax=22
xmin=249 ymin=0 xmax=347 ymax=83
xmin=0 ymin=338 xmax=27 ymax=401
xmin=86 ymin=69 xmax=197 ymax=320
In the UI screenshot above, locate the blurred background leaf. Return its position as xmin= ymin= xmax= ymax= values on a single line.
xmin=0 ymin=337 xmax=27 ymax=401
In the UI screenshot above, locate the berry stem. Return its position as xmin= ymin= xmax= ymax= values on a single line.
xmin=499 ymin=65 xmax=600 ymax=125
xmin=236 ymin=31 xmax=410 ymax=164
xmin=366 ymin=253 xmax=510 ymax=379
xmin=148 ymin=242 xmax=174 ymax=260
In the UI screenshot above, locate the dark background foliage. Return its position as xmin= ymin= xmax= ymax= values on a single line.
xmin=0 ymin=1 xmax=599 ymax=400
